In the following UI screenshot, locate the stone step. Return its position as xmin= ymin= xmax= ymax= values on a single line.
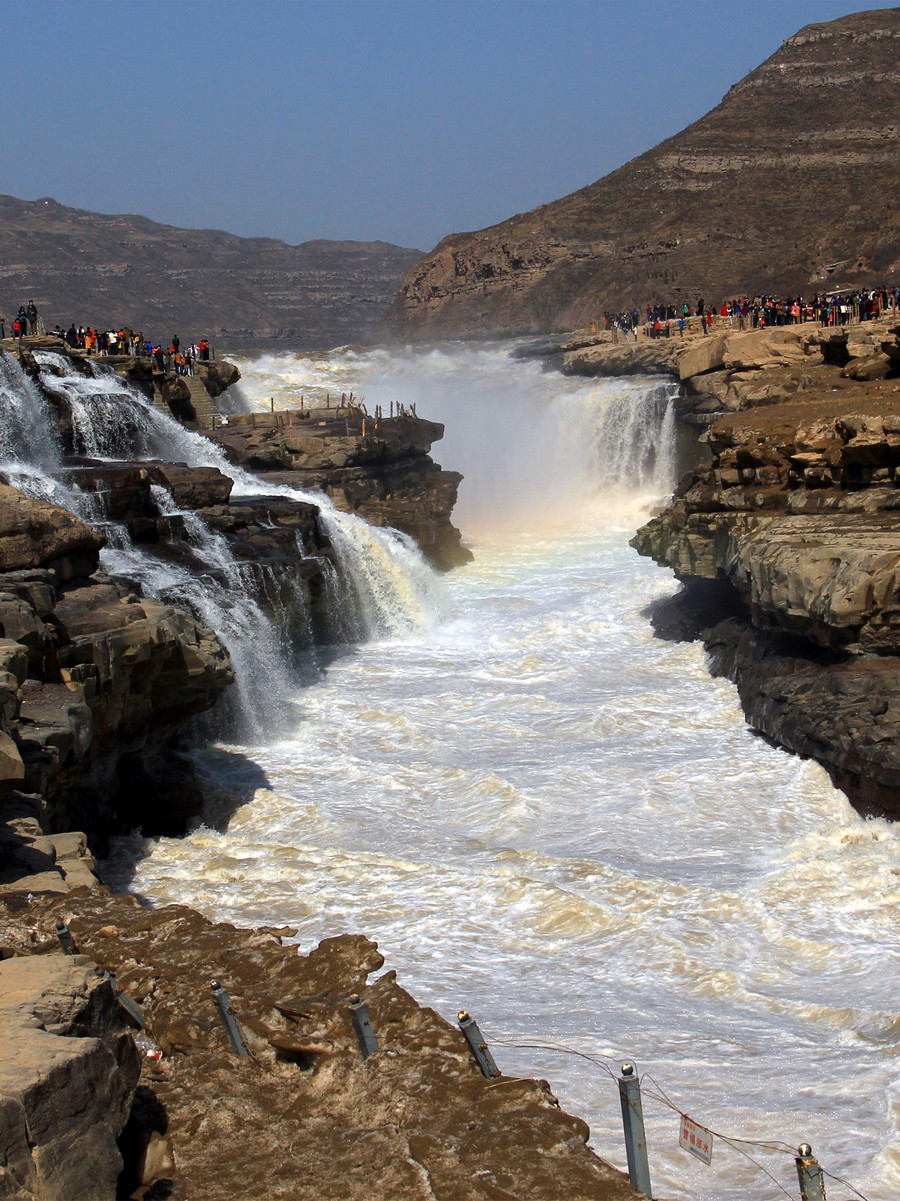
xmin=151 ymin=374 xmax=221 ymax=431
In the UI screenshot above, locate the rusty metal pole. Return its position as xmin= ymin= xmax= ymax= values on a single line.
xmin=795 ymin=1144 xmax=827 ymax=1201
xmin=618 ymin=1063 xmax=652 ymax=1198
xmin=457 ymin=1011 xmax=500 ymax=1078
xmin=210 ymin=980 xmax=249 ymax=1057
xmin=55 ymin=921 xmax=78 ymax=955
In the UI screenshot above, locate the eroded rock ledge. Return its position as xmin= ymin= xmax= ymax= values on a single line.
xmin=630 ymin=322 xmax=900 ymax=815
xmin=0 ymin=483 xmax=234 ymax=846
xmin=209 ymin=409 xmax=472 ymax=570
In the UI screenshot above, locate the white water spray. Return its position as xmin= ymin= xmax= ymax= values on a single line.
xmin=229 ymin=342 xmax=679 ymax=533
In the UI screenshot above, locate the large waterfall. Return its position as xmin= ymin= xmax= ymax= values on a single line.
xmin=101 ymin=342 xmax=898 ymax=1201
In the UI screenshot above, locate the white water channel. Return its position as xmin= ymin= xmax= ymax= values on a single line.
xmin=95 ymin=342 xmax=900 ymax=1201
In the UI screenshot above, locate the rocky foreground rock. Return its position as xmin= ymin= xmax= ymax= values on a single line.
xmin=0 ymin=950 xmax=141 ymax=1200
xmin=0 ymin=892 xmax=643 ymax=1201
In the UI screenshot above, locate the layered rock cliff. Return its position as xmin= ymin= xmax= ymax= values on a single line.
xmin=630 ymin=317 xmax=900 ymax=815
xmin=0 ymin=483 xmax=234 ymax=845
xmin=387 ymin=7 xmax=900 ymax=340
xmin=0 ymin=195 xmax=422 ymax=351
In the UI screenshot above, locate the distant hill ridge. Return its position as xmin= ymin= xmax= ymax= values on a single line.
xmin=0 ymin=195 xmax=422 ymax=350
xmin=386 ymin=6 xmax=900 ymax=340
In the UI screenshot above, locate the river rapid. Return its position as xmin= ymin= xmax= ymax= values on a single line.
xmin=106 ymin=342 xmax=900 ymax=1201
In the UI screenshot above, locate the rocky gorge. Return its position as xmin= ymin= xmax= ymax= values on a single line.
xmin=0 ymin=340 xmax=643 ymax=1201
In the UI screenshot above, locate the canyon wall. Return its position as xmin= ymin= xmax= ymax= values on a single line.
xmin=0 ymin=196 xmax=422 ymax=351
xmin=0 ymin=345 xmax=638 ymax=1201
xmin=624 ymin=314 xmax=900 ymax=816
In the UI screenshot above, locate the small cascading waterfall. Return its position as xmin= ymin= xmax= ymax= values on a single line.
xmin=0 ymin=351 xmax=83 ymax=511
xmin=33 ymin=350 xmax=441 ymax=640
xmin=585 ymin=381 xmax=678 ymax=494
xmin=0 ymin=348 xmax=442 ymax=738
xmin=101 ymin=485 xmax=311 ymax=739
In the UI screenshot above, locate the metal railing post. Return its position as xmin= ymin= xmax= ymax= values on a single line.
xmin=795 ymin=1143 xmax=827 ymax=1201
xmin=348 ymin=993 xmax=378 ymax=1059
xmin=55 ymin=920 xmax=78 ymax=955
xmin=618 ymin=1063 xmax=652 ymax=1198
xmin=99 ymin=969 xmax=146 ymax=1028
xmin=457 ymin=1010 xmax=500 ymax=1078
xmin=210 ymin=980 xmax=249 ymax=1057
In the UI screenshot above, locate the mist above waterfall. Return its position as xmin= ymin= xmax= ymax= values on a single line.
xmin=229 ymin=342 xmax=679 ymax=536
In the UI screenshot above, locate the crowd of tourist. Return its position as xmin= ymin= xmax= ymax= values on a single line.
xmin=601 ymin=285 xmax=900 ymax=341
xmin=0 ymin=300 xmax=213 ymax=373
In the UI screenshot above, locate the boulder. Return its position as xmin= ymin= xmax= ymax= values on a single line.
xmin=676 ymin=332 xmax=728 ymax=379
xmin=144 ymin=463 xmax=234 ymax=510
xmin=0 ymin=955 xmax=140 ymax=1200
xmin=721 ymin=328 xmax=803 ymax=372
xmin=842 ymin=352 xmax=893 ymax=381
xmin=195 ymin=360 xmax=241 ymax=397
xmin=58 ymin=466 xmax=155 ymax=523
xmin=0 ymin=486 xmax=104 ymax=576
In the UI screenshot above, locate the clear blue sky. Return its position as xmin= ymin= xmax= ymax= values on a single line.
xmin=2 ymin=0 xmax=881 ymax=252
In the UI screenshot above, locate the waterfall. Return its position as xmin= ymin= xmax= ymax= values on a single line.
xmin=230 ymin=342 xmax=680 ymax=535
xmin=102 ymin=484 xmax=310 ymax=740
xmin=0 ymin=348 xmax=442 ymax=740
xmin=0 ymin=351 xmax=82 ymax=510
xmin=32 ymin=350 xmax=440 ymax=639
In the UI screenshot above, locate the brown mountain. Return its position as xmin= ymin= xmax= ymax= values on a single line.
xmin=0 ymin=195 xmax=422 ymax=350
xmin=387 ymin=7 xmax=900 ymax=340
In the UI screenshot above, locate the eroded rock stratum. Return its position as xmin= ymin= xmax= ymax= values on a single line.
xmin=631 ymin=319 xmax=900 ymax=815
xmin=387 ymin=8 xmax=900 ymax=340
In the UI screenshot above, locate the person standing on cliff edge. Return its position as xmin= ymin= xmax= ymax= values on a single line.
xmin=26 ymin=300 xmax=39 ymax=334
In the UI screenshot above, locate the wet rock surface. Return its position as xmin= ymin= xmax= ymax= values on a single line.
xmin=0 ymin=892 xmax=643 ymax=1201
